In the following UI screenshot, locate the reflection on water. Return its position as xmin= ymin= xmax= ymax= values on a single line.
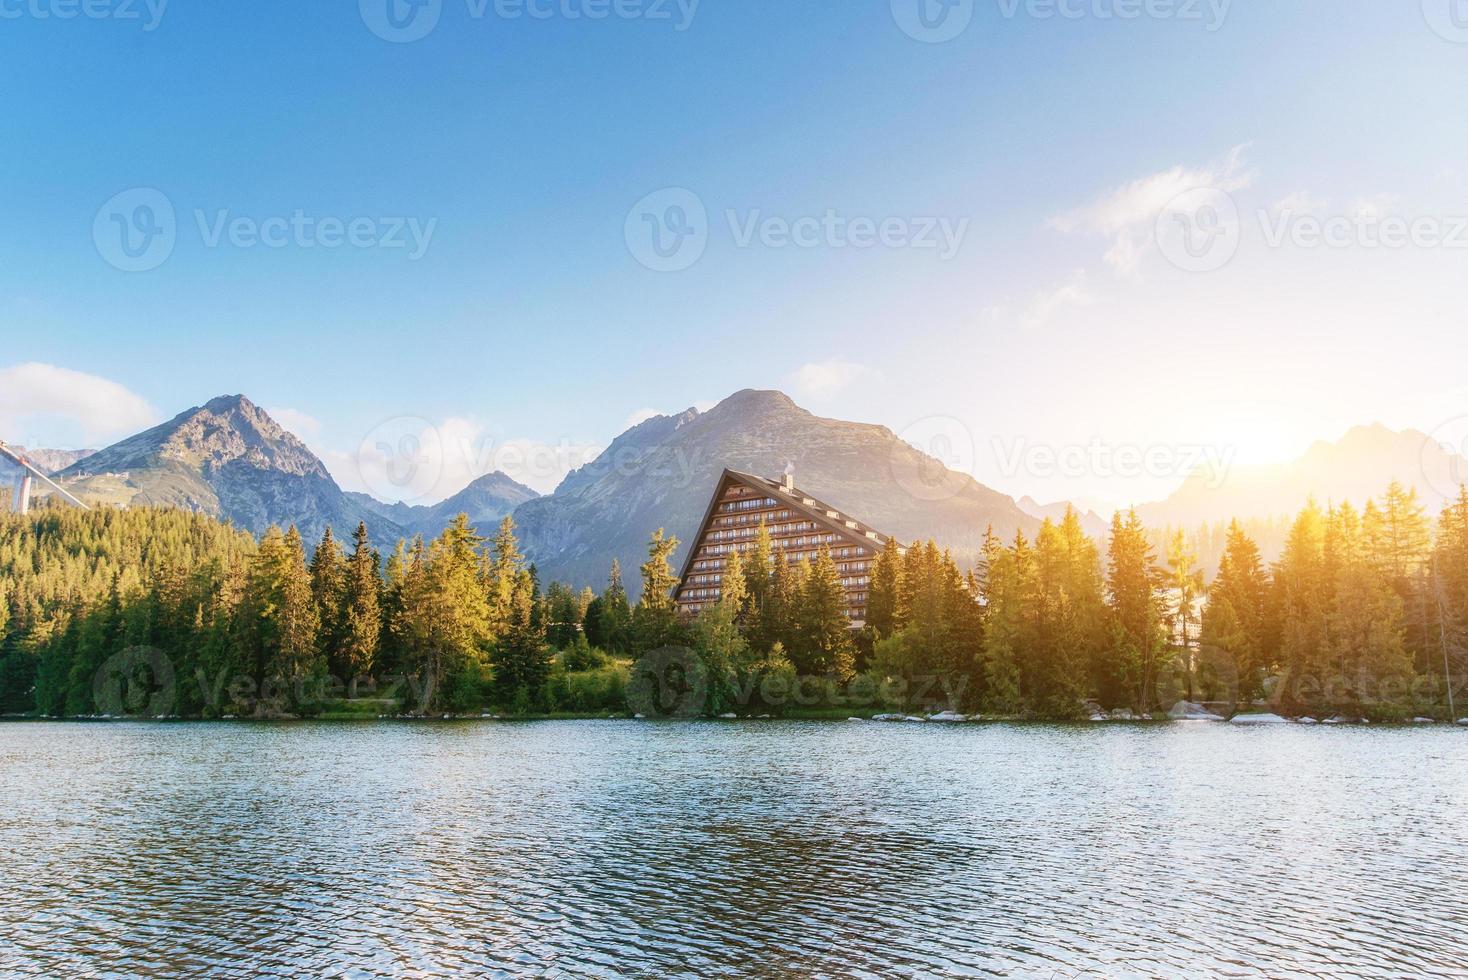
xmin=1 ymin=721 xmax=1466 ymax=976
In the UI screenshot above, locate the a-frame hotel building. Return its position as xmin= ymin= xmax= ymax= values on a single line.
xmin=674 ymin=469 xmax=900 ymax=627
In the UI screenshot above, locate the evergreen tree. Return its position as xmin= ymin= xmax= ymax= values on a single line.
xmin=979 ymin=530 xmax=1030 ymax=714
xmin=1164 ymin=529 xmax=1204 ymax=700
xmin=1200 ymin=520 xmax=1269 ymax=704
xmin=1274 ymin=500 xmax=1330 ymax=713
xmin=721 ymin=545 xmax=749 ymax=621
xmin=867 ymin=535 xmax=903 ymax=640
xmin=396 ymin=517 xmax=492 ymax=713
xmin=601 ymin=559 xmax=632 ymax=655
xmin=341 ymin=522 xmax=382 ymax=687
xmin=631 ymin=529 xmax=682 ymax=653
xmin=309 ymin=526 xmax=348 ymax=676
xmin=794 ymin=544 xmax=854 ymax=679
xmin=1106 ymin=510 xmax=1166 ymax=713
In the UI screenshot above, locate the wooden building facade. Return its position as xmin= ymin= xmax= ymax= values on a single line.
xmin=674 ymin=469 xmax=899 ymax=627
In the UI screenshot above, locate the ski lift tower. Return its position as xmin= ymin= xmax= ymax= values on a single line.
xmin=0 ymin=442 xmax=90 ymax=514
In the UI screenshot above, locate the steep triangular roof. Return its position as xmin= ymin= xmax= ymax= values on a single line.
xmin=675 ymin=468 xmax=898 ymax=588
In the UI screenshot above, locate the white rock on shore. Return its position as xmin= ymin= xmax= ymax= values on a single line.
xmin=1168 ymin=701 xmax=1225 ymax=722
xmin=1230 ymin=712 xmax=1290 ymax=724
xmin=927 ymin=711 xmax=968 ymax=722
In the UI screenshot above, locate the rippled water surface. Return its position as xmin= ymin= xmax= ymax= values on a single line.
xmin=2 ymin=721 xmax=1466 ymax=977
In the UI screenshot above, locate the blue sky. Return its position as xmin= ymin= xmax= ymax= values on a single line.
xmin=3 ymin=0 xmax=1466 ymax=506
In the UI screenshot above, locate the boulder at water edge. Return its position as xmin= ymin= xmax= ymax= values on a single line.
xmin=1167 ymin=701 xmax=1225 ymax=721
xmin=1229 ymin=712 xmax=1291 ymax=724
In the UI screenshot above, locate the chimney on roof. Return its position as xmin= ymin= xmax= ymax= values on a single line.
xmin=782 ymin=462 xmax=795 ymax=491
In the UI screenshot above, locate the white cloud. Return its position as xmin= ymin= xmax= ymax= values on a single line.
xmin=1051 ymin=144 xmax=1256 ymax=276
xmin=266 ymin=407 xmax=322 ymax=439
xmin=623 ymin=407 xmax=666 ymax=429
xmin=1020 ymin=271 xmax=1095 ymax=330
xmin=0 ymin=362 xmax=159 ymax=446
xmin=693 ymin=399 xmax=719 ymax=413
xmin=1349 ymin=194 xmax=1400 ymax=221
xmin=334 ymin=414 xmax=602 ymax=504
xmin=786 ymin=360 xmax=878 ymax=400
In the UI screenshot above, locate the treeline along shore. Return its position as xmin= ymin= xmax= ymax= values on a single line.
xmin=1 ymin=479 xmax=1466 ymax=722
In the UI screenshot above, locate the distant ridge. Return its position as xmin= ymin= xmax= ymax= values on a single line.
xmin=9 ymin=446 xmax=95 ymax=475
xmin=347 ymin=471 xmax=539 ymax=540
xmin=1137 ymin=423 xmax=1468 ymax=529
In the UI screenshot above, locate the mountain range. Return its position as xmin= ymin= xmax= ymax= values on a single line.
xmin=512 ymin=388 xmax=1038 ymax=591
xmin=38 ymin=389 xmax=1039 ymax=591
xmin=29 ymin=390 xmax=1468 ymax=593
xmin=10 ymin=447 xmax=95 ymax=475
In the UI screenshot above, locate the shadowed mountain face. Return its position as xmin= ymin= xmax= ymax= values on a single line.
xmin=1137 ymin=423 xmax=1468 ymax=529
xmin=513 ymin=389 xmax=1038 ymax=594
xmin=55 ymin=395 xmax=390 ymax=543
xmin=346 ymin=471 xmax=539 ymax=541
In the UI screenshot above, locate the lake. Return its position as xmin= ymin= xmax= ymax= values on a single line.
xmin=1 ymin=721 xmax=1465 ymax=977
